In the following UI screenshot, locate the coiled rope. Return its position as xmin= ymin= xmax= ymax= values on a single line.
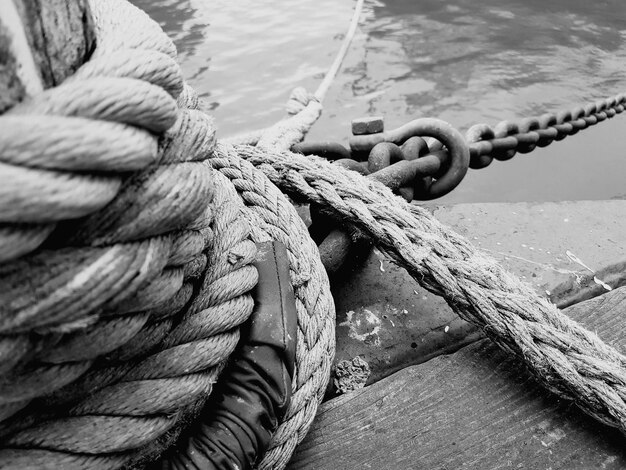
xmin=0 ymin=0 xmax=334 ymax=469
xmin=1 ymin=0 xmax=625 ymax=469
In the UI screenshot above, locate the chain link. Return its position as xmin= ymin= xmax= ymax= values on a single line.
xmin=466 ymin=93 xmax=625 ymax=169
xmin=293 ymin=92 xmax=626 ymax=273
xmin=293 ymin=92 xmax=626 ymax=202
xmin=294 ymin=119 xmax=470 ymax=201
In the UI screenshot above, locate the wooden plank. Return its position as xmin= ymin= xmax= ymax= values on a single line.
xmin=0 ymin=0 xmax=95 ymax=112
xmin=332 ymin=200 xmax=626 ymax=388
xmin=291 ymin=286 xmax=626 ymax=469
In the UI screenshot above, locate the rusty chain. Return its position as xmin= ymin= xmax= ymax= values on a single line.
xmin=465 ymin=93 xmax=626 ymax=168
xmin=294 ymin=92 xmax=626 ymax=201
xmin=291 ymin=92 xmax=626 ymax=272
xmin=293 ymin=119 xmax=470 ymax=202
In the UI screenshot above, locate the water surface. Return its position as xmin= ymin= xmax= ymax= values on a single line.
xmin=133 ymin=0 xmax=626 ymax=203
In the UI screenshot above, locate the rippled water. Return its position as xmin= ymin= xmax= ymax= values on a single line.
xmin=133 ymin=0 xmax=626 ymax=203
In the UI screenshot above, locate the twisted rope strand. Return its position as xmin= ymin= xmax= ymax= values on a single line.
xmin=206 ymin=152 xmax=336 ymax=470
xmin=0 ymin=167 xmax=258 ymax=466
xmin=227 ymin=142 xmax=626 ymax=433
xmin=0 ymin=3 xmax=266 ymax=469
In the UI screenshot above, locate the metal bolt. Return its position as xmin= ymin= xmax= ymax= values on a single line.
xmin=351 ymin=116 xmax=384 ymax=135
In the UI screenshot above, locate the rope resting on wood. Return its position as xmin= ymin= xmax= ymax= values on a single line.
xmin=227 ymin=142 xmax=626 ymax=434
xmin=0 ymin=0 xmax=625 ymax=468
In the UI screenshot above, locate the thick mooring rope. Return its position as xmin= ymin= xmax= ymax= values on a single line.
xmin=207 ymin=167 xmax=335 ymax=470
xmin=1 ymin=174 xmax=255 ymax=468
xmin=1 ymin=0 xmax=626 ymax=469
xmin=0 ymin=0 xmax=334 ymax=469
xmin=225 ymin=143 xmax=626 ymax=433
xmin=0 ymin=1 xmax=258 ymax=461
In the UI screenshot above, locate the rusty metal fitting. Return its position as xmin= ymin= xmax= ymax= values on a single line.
xmin=351 ymin=116 xmax=384 ymax=135
xmin=291 ymin=141 xmax=351 ymax=160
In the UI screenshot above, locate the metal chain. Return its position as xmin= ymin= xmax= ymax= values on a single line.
xmin=294 ymin=119 xmax=470 ymax=202
xmin=294 ymin=92 xmax=626 ymax=273
xmin=466 ymin=93 xmax=626 ymax=169
xmin=293 ymin=92 xmax=626 ymax=202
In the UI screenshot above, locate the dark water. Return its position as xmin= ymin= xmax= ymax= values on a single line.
xmin=134 ymin=0 xmax=626 ymax=204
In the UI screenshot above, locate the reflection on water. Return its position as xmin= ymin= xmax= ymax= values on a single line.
xmin=135 ymin=0 xmax=626 ymax=203
xmin=131 ymin=0 xmax=207 ymax=56
xmin=355 ymin=0 xmax=626 ymax=125
xmin=132 ymin=0 xmax=354 ymax=130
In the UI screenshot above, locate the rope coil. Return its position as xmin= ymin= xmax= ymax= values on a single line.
xmin=1 ymin=0 xmax=625 ymax=468
xmin=0 ymin=0 xmax=334 ymax=468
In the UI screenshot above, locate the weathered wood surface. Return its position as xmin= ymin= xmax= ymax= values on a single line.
xmin=291 ymin=286 xmax=626 ymax=469
xmin=0 ymin=0 xmax=95 ymax=112
xmin=332 ymin=200 xmax=626 ymax=387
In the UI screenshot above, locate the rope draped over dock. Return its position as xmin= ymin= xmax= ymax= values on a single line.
xmin=222 ymin=143 xmax=626 ymax=432
xmin=0 ymin=0 xmax=625 ymax=469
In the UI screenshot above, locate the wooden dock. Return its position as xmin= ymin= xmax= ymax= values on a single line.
xmin=290 ymin=199 xmax=626 ymax=469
